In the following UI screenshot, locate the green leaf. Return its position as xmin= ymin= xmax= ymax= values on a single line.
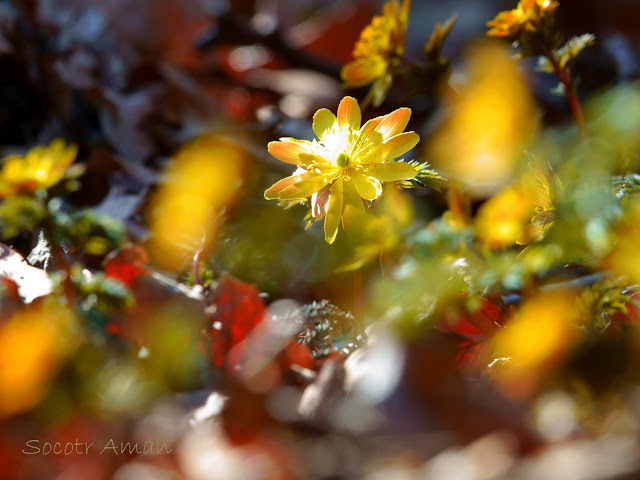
xmin=424 ymin=15 xmax=457 ymax=62
xmin=536 ymin=56 xmax=554 ymax=74
xmin=0 ymin=196 xmax=46 ymax=239
xmin=71 ymin=265 xmax=133 ymax=311
xmin=54 ymin=208 xmax=126 ymax=255
xmin=577 ymin=277 xmax=639 ymax=330
xmin=557 ymin=34 xmax=596 ymax=70
xmin=396 ymin=160 xmax=445 ymax=191
xmin=613 ymin=174 xmax=640 ymax=202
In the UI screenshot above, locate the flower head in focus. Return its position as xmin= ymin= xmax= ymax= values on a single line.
xmin=265 ymin=96 xmax=420 ymax=244
xmin=487 ymin=0 xmax=559 ymax=39
xmin=341 ymin=0 xmax=410 ymax=107
xmin=0 ymin=139 xmax=79 ymax=199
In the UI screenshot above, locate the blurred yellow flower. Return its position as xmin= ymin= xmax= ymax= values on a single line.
xmin=0 ymin=139 xmax=78 ymax=199
xmin=605 ymin=204 xmax=640 ymax=284
xmin=475 ymin=184 xmax=535 ymax=249
xmin=487 ymin=0 xmax=559 ymax=39
xmin=475 ymin=162 xmax=557 ymax=249
xmin=265 ymin=96 xmax=419 ymax=244
xmin=337 ymin=185 xmax=414 ymax=271
xmin=490 ymin=290 xmax=579 ymax=397
xmin=430 ymin=42 xmax=537 ymax=197
xmin=520 ymin=162 xmax=557 ymax=244
xmin=0 ymin=303 xmax=79 ymax=416
xmin=341 ymin=0 xmax=410 ymax=107
xmin=148 ymin=135 xmax=246 ymax=272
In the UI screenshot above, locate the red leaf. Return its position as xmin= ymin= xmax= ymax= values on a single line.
xmin=436 ymin=296 xmax=506 ymax=367
xmin=437 ymin=296 xmax=505 ymax=340
xmin=278 ymin=340 xmax=315 ymax=371
xmin=208 ymin=275 xmax=268 ymax=368
xmin=103 ymin=244 xmax=149 ymax=287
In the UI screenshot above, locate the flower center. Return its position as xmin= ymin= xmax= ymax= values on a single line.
xmin=336 ymin=152 xmax=350 ymax=168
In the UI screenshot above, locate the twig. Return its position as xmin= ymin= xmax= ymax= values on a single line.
xmin=192 ymin=240 xmax=205 ymax=288
xmin=502 ymin=272 xmax=604 ymax=305
xmin=544 ymin=48 xmax=586 ymax=138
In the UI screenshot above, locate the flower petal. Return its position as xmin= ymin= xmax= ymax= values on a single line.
xmin=350 ymin=170 xmax=383 ymax=200
xmin=312 ymin=108 xmax=337 ymax=141
xmin=342 ymin=181 xmax=367 ymax=234
xmin=400 ymin=0 xmax=411 ymax=23
xmin=374 ymin=107 xmax=412 ymax=140
xmin=358 ymin=116 xmax=385 ymax=146
xmin=264 ymin=172 xmax=313 ymax=200
xmin=381 ymin=131 xmax=420 ymax=160
xmin=278 ymin=173 xmax=338 ymax=200
xmin=337 ymin=96 xmax=362 ymax=131
xmin=370 ymin=74 xmax=393 ymax=108
xmin=366 ymin=161 xmax=418 ymax=182
xmin=312 ymin=184 xmax=331 ymax=218
xmin=298 ymin=153 xmax=337 ymax=172
xmin=268 ymin=139 xmax=315 ymax=166
xmin=341 ymin=58 xmax=386 ymax=88
xmin=324 ymin=177 xmax=344 ymax=244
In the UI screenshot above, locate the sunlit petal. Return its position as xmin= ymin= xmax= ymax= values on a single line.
xmin=358 ymin=116 xmax=385 ymax=147
xmin=324 ymin=177 xmax=344 ymax=244
xmin=374 ymin=107 xmax=412 ymax=140
xmin=380 ymin=132 xmax=420 ymax=160
xmin=366 ymin=162 xmax=417 ymax=182
xmin=264 ymin=171 xmax=316 ymax=199
xmin=268 ymin=139 xmax=315 ymax=166
xmin=351 ymin=171 xmax=383 ymax=200
xmin=312 ymin=108 xmax=337 ymax=140
xmin=337 ymin=96 xmax=362 ymax=131
xmin=342 ymin=181 xmax=367 ymax=233
xmin=341 ymin=58 xmax=387 ymax=88
xmin=312 ymin=184 xmax=331 ymax=218
xmin=278 ymin=173 xmax=338 ymax=200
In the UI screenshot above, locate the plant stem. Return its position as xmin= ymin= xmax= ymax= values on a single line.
xmin=48 ymin=236 xmax=76 ymax=302
xmin=193 ymin=246 xmax=203 ymax=287
xmin=546 ymin=51 xmax=586 ymax=138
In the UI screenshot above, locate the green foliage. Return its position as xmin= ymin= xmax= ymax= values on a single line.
xmin=397 ymin=160 xmax=445 ymax=191
xmin=537 ymin=34 xmax=596 ymax=73
xmin=71 ymin=265 xmax=134 ymax=312
xmin=424 ymin=15 xmax=457 ymax=63
xmin=274 ymin=299 xmax=365 ymax=359
xmin=0 ymin=196 xmax=46 ymax=238
xmin=614 ymin=174 xmax=640 ymax=202
xmin=517 ymin=12 xmax=562 ymax=59
xmin=577 ymin=278 xmax=640 ymax=331
xmin=52 ymin=205 xmax=126 ymax=256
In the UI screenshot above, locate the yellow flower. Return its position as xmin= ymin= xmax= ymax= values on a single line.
xmin=0 ymin=302 xmax=79 ymax=417
xmin=265 ymin=96 xmax=420 ymax=244
xmin=341 ymin=0 xmax=410 ymax=107
xmin=520 ymin=163 xmax=557 ymax=244
xmin=429 ymin=42 xmax=537 ymax=197
xmin=475 ymin=184 xmax=535 ymax=249
xmin=606 ymin=204 xmax=640 ymax=284
xmin=486 ymin=0 xmax=559 ymax=38
xmin=490 ymin=290 xmax=579 ymax=397
xmin=475 ymin=162 xmax=558 ymax=249
xmin=0 ymin=139 xmax=78 ymax=198
xmin=148 ymin=135 xmax=246 ymax=272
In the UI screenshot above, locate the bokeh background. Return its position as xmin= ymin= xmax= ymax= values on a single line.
xmin=3 ymin=0 xmax=640 ymax=479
